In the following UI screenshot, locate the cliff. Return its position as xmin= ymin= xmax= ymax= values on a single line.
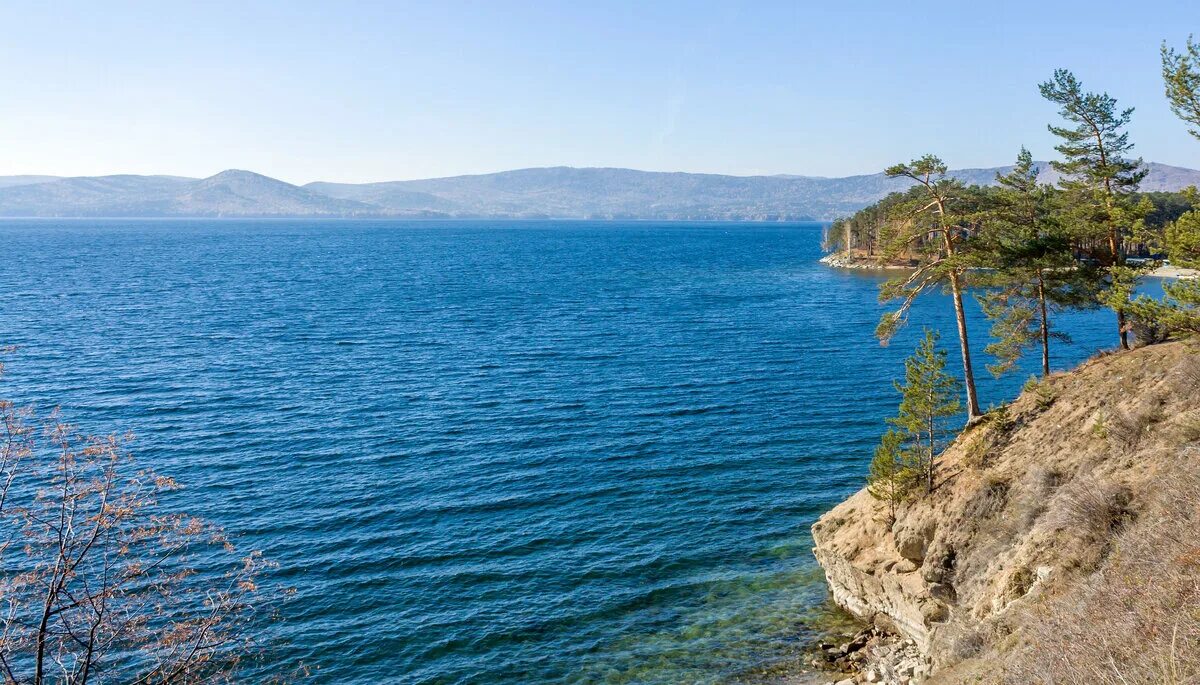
xmin=812 ymin=340 xmax=1200 ymax=684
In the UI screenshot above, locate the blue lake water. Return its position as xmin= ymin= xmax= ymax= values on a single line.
xmin=0 ymin=220 xmax=1126 ymax=683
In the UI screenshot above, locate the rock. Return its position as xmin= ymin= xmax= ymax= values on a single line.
xmin=921 ymin=564 xmax=946 ymax=584
xmin=920 ymin=600 xmax=949 ymax=626
xmin=872 ymin=613 xmax=902 ymax=635
xmin=894 ymin=559 xmax=918 ymax=573
xmin=894 ymin=527 xmax=931 ymax=562
xmin=928 ymin=582 xmax=957 ymax=603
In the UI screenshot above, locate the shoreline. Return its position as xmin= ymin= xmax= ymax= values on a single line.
xmin=1146 ymin=264 xmax=1199 ymax=279
xmin=817 ymin=253 xmax=911 ymax=270
xmin=819 ymin=252 xmax=1199 ymax=279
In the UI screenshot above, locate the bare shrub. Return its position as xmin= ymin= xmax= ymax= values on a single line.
xmin=1087 ymin=347 xmax=1122 ymax=364
xmin=1097 ymin=392 xmax=1169 ymax=456
xmin=0 ymin=361 xmax=286 ymax=683
xmin=1050 ymin=475 xmax=1133 ymax=540
xmin=943 ymin=624 xmax=987 ymax=664
xmin=967 ymin=478 xmax=1010 ymax=519
xmin=1106 ymin=408 xmax=1141 ymax=452
xmin=1105 ymin=406 xmax=1149 ymax=454
xmin=1030 ymin=465 xmax=1064 ymax=491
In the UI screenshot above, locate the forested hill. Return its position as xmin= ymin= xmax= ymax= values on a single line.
xmin=1 ymin=163 xmax=1198 ymax=221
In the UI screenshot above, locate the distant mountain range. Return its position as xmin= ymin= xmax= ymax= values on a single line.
xmin=2 ymin=163 xmax=1198 ymax=221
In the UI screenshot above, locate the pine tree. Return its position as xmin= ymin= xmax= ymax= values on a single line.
xmin=889 ymin=329 xmax=962 ymax=495
xmin=1165 ymin=209 xmax=1200 ymax=269
xmin=1163 ymin=36 xmax=1200 ymax=141
xmin=866 ymin=428 xmax=914 ymax=523
xmin=975 ymin=148 xmax=1098 ymax=377
xmin=1039 ymin=69 xmax=1148 ymax=350
xmin=875 ymin=155 xmax=984 ymax=423
xmin=1117 ymin=42 xmax=1200 ymax=343
xmin=1128 ymin=278 xmax=1200 ymax=338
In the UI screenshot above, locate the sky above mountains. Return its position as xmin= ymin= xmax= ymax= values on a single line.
xmin=2 ymin=1 xmax=1199 ymax=183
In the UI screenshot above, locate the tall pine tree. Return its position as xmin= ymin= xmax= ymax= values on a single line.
xmin=1162 ymin=36 xmax=1200 ymax=141
xmin=975 ymin=148 xmax=1098 ymax=377
xmin=875 ymin=155 xmax=983 ymax=423
xmin=1165 ymin=204 xmax=1200 ymax=269
xmin=1039 ymin=69 xmax=1147 ymax=350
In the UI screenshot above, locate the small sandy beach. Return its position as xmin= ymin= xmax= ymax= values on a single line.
xmin=1148 ymin=264 xmax=1199 ymax=279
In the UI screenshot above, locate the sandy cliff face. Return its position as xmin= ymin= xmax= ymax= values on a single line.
xmin=812 ymin=341 xmax=1200 ymax=683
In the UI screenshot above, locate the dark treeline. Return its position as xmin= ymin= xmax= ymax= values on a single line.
xmin=860 ymin=39 xmax=1200 ymax=504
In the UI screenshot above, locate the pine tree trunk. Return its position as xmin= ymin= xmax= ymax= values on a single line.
xmin=927 ymin=389 xmax=935 ymax=495
xmin=1108 ymin=229 xmax=1129 ymax=350
xmin=1100 ymin=181 xmax=1129 ymax=351
xmin=949 ymin=270 xmax=982 ymax=423
xmin=1037 ymin=271 xmax=1051 ymax=377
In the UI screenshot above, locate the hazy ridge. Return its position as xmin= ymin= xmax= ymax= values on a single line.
xmin=2 ymin=163 xmax=1198 ymax=221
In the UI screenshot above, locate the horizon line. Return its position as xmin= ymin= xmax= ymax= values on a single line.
xmin=2 ymin=159 xmax=1193 ymax=189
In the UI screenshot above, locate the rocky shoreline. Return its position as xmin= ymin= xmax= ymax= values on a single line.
xmin=807 ymin=623 xmax=930 ymax=685
xmin=816 ymin=253 xmax=911 ymax=270
xmin=819 ymin=251 xmax=1199 ymax=279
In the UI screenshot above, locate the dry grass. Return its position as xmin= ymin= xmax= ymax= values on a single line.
xmin=1176 ymin=411 xmax=1200 ymax=443
xmin=1095 ymin=394 xmax=1167 ymax=456
xmin=1050 ymin=475 xmax=1133 ymax=540
xmin=942 ymin=624 xmax=988 ymax=663
xmin=1175 ymin=354 xmax=1200 ymax=390
xmin=999 ymin=469 xmax=1200 ymax=684
xmin=1104 ymin=406 xmax=1146 ymax=452
xmin=966 ymin=477 xmax=1010 ymax=520
xmin=1009 ymin=465 xmax=1063 ymax=531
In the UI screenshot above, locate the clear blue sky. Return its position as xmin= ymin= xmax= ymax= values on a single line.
xmin=1 ymin=1 xmax=1198 ymax=183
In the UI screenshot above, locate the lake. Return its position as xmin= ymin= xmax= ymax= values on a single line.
xmin=0 ymin=220 xmax=1123 ymax=683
